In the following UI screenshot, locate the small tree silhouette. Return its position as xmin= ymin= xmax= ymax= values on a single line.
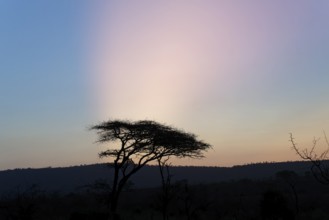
xmin=290 ymin=132 xmax=329 ymax=184
xmin=260 ymin=189 xmax=294 ymax=220
xmin=90 ymin=120 xmax=211 ymax=220
xmin=157 ymin=157 xmax=174 ymax=220
xmin=276 ymin=170 xmax=299 ymax=215
xmin=0 ymin=184 xmax=42 ymax=220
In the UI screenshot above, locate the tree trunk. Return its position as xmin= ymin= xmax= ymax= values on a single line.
xmin=291 ymin=185 xmax=299 ymax=215
xmin=158 ymin=159 xmax=172 ymax=220
xmin=109 ymin=193 xmax=120 ymax=220
xmin=108 ymin=188 xmax=125 ymax=220
xmin=109 ymin=165 xmax=120 ymax=220
xmin=108 ymin=175 xmax=130 ymax=220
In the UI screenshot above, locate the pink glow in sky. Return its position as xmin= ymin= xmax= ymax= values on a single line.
xmin=87 ymin=1 xmax=329 ymax=166
xmin=1 ymin=1 xmax=329 ymax=169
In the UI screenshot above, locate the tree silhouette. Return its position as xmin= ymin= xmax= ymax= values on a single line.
xmin=157 ymin=157 xmax=174 ymax=220
xmin=276 ymin=170 xmax=299 ymax=215
xmin=290 ymin=132 xmax=329 ymax=185
xmin=0 ymin=184 xmax=42 ymax=220
xmin=260 ymin=189 xmax=294 ymax=220
xmin=90 ymin=120 xmax=211 ymax=220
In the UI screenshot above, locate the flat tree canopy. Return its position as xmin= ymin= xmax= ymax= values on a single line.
xmin=92 ymin=120 xmax=211 ymax=164
xmin=90 ymin=119 xmax=211 ymax=218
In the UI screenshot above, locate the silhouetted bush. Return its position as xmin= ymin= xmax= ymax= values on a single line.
xmin=70 ymin=211 xmax=108 ymax=220
xmin=0 ymin=184 xmax=42 ymax=220
xmin=260 ymin=189 xmax=294 ymax=220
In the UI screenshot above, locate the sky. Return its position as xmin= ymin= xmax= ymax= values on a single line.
xmin=1 ymin=1 xmax=329 ymax=170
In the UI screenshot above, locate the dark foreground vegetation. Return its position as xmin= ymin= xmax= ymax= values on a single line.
xmin=1 ymin=168 xmax=329 ymax=220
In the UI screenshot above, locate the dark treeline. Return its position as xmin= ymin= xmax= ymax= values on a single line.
xmin=1 ymin=162 xmax=329 ymax=219
xmin=0 ymin=161 xmax=315 ymax=194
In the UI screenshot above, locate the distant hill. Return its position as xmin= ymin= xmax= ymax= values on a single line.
xmin=0 ymin=161 xmax=314 ymax=194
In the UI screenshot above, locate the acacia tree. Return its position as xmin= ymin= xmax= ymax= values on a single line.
xmin=290 ymin=132 xmax=329 ymax=184
xmin=90 ymin=120 xmax=211 ymax=219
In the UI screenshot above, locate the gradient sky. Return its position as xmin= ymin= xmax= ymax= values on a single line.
xmin=1 ymin=1 xmax=329 ymax=170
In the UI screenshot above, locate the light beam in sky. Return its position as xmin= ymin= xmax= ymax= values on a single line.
xmin=90 ymin=1 xmax=281 ymax=120
xmin=1 ymin=1 xmax=329 ymax=169
xmin=88 ymin=1 xmax=329 ymax=166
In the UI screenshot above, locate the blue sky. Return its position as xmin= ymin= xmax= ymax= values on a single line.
xmin=0 ymin=1 xmax=94 ymax=169
xmin=1 ymin=1 xmax=329 ymax=170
